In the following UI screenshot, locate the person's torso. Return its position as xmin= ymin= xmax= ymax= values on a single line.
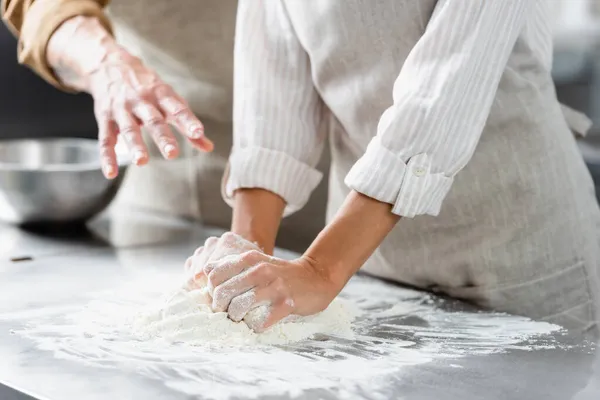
xmin=279 ymin=0 xmax=600 ymax=287
xmin=283 ymin=0 xmax=555 ymax=151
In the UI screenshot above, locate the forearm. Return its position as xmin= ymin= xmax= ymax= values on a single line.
xmin=231 ymin=188 xmax=286 ymax=255
xmin=304 ymin=190 xmax=400 ymax=290
xmin=224 ymin=2 xmax=324 ymax=219
xmin=2 ymin=0 xmax=113 ymax=91
xmin=47 ymin=15 xmax=119 ymax=92
xmin=346 ymin=0 xmax=532 ymax=218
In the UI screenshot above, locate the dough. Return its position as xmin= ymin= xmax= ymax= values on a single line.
xmin=133 ymin=233 xmax=355 ymax=345
xmin=131 ymin=286 xmax=355 ymax=346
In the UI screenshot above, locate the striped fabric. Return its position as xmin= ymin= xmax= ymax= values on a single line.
xmin=225 ymin=0 xmax=600 ymax=337
xmin=226 ymin=0 xmax=547 ymax=217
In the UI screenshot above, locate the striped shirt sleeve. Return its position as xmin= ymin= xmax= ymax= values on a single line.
xmin=223 ymin=0 xmax=325 ymax=216
xmin=345 ymin=0 xmax=535 ymax=217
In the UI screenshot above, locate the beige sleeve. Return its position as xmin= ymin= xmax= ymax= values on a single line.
xmin=1 ymin=0 xmax=113 ymax=90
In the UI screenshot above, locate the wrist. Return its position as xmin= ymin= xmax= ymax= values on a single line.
xmin=300 ymin=252 xmax=352 ymax=295
xmin=303 ymin=191 xmax=400 ymax=290
xmin=231 ymin=228 xmax=274 ymax=255
xmin=47 ymin=16 xmax=120 ymax=91
xmin=231 ymin=188 xmax=286 ymax=255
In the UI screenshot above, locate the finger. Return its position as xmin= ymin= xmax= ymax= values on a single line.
xmin=192 ymin=246 xmax=204 ymax=257
xmin=189 ymin=271 xmax=208 ymax=290
xmin=211 ymin=260 xmax=277 ymax=313
xmin=113 ymin=106 xmax=148 ymax=165
xmin=211 ymin=273 xmax=254 ymax=313
xmin=184 ymin=256 xmax=193 ymax=271
xmin=228 ymin=290 xmax=260 ymax=322
xmin=246 ymin=278 xmax=295 ymax=331
xmin=204 ymin=250 xmax=266 ymax=286
xmin=190 ymin=237 xmax=218 ymax=275
xmin=210 ymin=232 xmax=259 ymax=261
xmin=97 ymin=117 xmax=119 ymax=179
xmin=186 ymin=238 xmax=217 ymax=284
xmin=184 ymin=256 xmax=209 ymax=290
xmin=254 ymin=299 xmax=295 ymax=332
xmin=186 ymin=137 xmax=214 ymax=152
xmin=183 ymin=256 xmax=196 ymax=290
xmin=220 ymin=232 xmax=260 ymax=251
xmin=228 ymin=285 xmax=279 ymax=323
xmin=132 ymin=102 xmax=179 ymax=159
xmin=157 ymin=93 xmax=214 ymax=152
xmin=192 ymin=237 xmax=217 ymax=261
xmin=204 ymin=237 xmax=218 ymax=251
xmin=156 ymin=95 xmax=203 ymax=138
xmin=242 ymin=305 xmax=270 ymax=332
xmin=200 ymin=237 xmax=218 ymax=261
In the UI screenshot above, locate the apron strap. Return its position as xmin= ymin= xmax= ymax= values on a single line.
xmin=560 ymin=103 xmax=593 ymax=138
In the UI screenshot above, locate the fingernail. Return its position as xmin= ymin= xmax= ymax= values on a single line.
xmin=133 ymin=151 xmax=145 ymax=164
xmin=188 ymin=124 xmax=204 ymax=138
xmin=164 ymin=144 xmax=177 ymax=157
xmin=103 ymin=165 xmax=116 ymax=178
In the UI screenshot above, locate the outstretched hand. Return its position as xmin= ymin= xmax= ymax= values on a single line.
xmin=47 ymin=16 xmax=214 ymax=179
xmin=87 ymin=49 xmax=214 ymax=178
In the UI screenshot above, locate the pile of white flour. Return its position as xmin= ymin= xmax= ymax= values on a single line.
xmin=131 ymin=285 xmax=356 ymax=346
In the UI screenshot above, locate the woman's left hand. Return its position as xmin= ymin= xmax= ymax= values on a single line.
xmin=201 ymin=251 xmax=341 ymax=331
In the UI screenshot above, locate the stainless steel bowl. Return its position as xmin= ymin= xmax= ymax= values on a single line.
xmin=0 ymin=138 xmax=128 ymax=224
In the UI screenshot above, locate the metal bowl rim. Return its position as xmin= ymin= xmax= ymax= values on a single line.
xmin=0 ymin=138 xmax=129 ymax=172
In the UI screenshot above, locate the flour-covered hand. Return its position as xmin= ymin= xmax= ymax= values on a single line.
xmin=184 ymin=232 xmax=261 ymax=290
xmin=47 ymin=16 xmax=213 ymax=179
xmin=89 ymin=52 xmax=213 ymax=176
xmin=204 ymin=252 xmax=340 ymax=332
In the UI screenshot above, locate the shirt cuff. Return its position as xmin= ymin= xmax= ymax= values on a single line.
xmin=344 ymin=136 xmax=454 ymax=218
xmin=18 ymin=0 xmax=113 ymax=91
xmin=222 ymin=147 xmax=323 ymax=216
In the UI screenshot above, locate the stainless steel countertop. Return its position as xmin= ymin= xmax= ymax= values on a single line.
xmin=0 ymin=208 xmax=598 ymax=400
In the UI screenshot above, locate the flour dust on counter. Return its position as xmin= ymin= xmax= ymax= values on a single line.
xmin=2 ymin=272 xmax=571 ymax=400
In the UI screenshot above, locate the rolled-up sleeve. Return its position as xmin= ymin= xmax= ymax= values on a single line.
xmin=1 ymin=0 xmax=112 ymax=90
xmin=345 ymin=0 xmax=534 ymax=218
xmin=223 ymin=0 xmax=325 ymax=216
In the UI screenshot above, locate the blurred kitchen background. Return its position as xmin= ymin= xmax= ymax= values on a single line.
xmin=1 ymin=0 xmax=600 ymax=201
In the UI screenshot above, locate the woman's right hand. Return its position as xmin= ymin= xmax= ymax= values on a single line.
xmin=87 ymin=50 xmax=214 ymax=179
xmin=47 ymin=16 xmax=213 ymax=179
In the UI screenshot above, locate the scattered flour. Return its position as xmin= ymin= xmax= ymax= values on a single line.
xmin=3 ymin=273 xmax=570 ymax=400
